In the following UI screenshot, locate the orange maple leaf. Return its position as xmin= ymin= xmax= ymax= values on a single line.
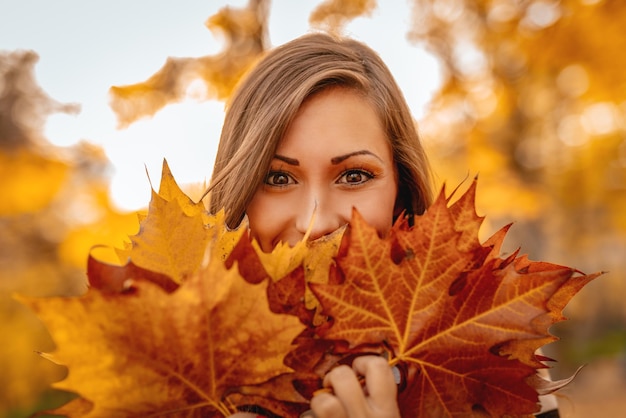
xmin=18 ymin=161 xmax=302 ymax=417
xmin=309 ymin=181 xmax=601 ymax=417
xmin=19 ymin=248 xmax=304 ymax=417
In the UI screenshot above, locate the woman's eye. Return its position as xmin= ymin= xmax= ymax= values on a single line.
xmin=265 ymin=171 xmax=294 ymax=186
xmin=338 ymin=169 xmax=373 ymax=185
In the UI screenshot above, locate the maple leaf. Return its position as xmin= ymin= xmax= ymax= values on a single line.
xmin=227 ymin=233 xmax=315 ymax=326
xmin=19 ymin=248 xmax=305 ymax=418
xmin=87 ymin=246 xmax=179 ymax=294
xmin=446 ymin=178 xmax=485 ymax=254
xmin=251 ymin=225 xmax=344 ymax=284
xmin=240 ymin=224 xmax=345 ymax=325
xmin=310 ymin=182 xmax=601 ymax=417
xmin=115 ymin=160 xmax=243 ymax=284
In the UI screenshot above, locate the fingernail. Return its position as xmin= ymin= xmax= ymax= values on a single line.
xmin=299 ymin=410 xmax=317 ymax=418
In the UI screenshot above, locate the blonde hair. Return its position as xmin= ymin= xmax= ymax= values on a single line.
xmin=207 ymin=32 xmax=433 ymax=228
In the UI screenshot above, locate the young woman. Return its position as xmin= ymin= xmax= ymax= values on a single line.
xmin=207 ymin=32 xmax=558 ymax=418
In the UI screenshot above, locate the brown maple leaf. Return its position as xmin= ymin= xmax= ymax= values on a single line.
xmin=19 ymin=249 xmax=305 ymax=418
xmin=309 ymin=183 xmax=601 ymax=417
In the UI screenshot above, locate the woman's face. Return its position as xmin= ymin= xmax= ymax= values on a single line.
xmin=246 ymin=87 xmax=398 ymax=252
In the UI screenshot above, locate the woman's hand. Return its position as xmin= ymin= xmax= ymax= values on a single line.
xmin=306 ymin=355 xmax=401 ymax=418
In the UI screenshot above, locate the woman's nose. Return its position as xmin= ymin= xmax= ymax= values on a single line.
xmin=295 ymin=192 xmax=345 ymax=241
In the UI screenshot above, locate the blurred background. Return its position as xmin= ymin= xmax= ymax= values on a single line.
xmin=1 ymin=0 xmax=624 ymax=417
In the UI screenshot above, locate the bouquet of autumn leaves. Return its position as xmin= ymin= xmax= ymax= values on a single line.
xmin=20 ymin=162 xmax=600 ymax=417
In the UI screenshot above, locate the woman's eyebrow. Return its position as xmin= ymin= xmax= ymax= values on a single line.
xmin=331 ymin=150 xmax=382 ymax=164
xmin=274 ymin=154 xmax=299 ymax=166
xmin=273 ymin=150 xmax=382 ymax=166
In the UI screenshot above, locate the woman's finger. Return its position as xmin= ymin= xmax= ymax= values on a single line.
xmin=321 ymin=364 xmax=367 ymax=416
xmin=351 ymin=355 xmax=398 ymax=409
xmin=310 ymin=391 xmax=348 ymax=418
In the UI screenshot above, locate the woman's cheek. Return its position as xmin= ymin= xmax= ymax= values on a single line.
xmin=353 ymin=190 xmax=397 ymax=236
xmin=247 ymin=209 xmax=275 ymax=252
xmin=247 ymin=193 xmax=294 ymax=252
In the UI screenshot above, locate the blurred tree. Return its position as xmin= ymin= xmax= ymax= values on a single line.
xmin=109 ymin=0 xmax=269 ymax=128
xmin=308 ymin=0 xmax=377 ymax=32
xmin=0 ymin=51 xmax=139 ymax=417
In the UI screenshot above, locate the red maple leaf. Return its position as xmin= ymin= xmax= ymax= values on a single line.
xmin=309 ymin=181 xmax=600 ymax=417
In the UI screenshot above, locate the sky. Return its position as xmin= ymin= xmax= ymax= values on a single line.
xmin=1 ymin=0 xmax=442 ymax=211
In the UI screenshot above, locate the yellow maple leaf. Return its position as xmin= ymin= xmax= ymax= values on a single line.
xmin=18 ymin=248 xmax=304 ymax=418
xmin=115 ymin=160 xmax=243 ymax=283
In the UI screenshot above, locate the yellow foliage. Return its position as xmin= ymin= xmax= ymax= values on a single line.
xmin=0 ymin=148 xmax=141 ymax=415
xmin=58 ymin=189 xmax=140 ymax=269
xmin=0 ymin=149 xmax=69 ymax=215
